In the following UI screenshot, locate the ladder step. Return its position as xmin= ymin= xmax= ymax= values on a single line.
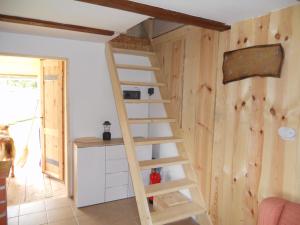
xmin=151 ymin=202 xmax=205 ymax=225
xmin=145 ymin=179 xmax=196 ymax=197
xmin=120 ymin=81 xmax=165 ymax=87
xmin=116 ymin=64 xmax=160 ymax=71
xmin=128 ymin=117 xmax=176 ymax=124
xmin=124 ymin=99 xmax=171 ymax=104
xmin=139 ymin=157 xmax=189 ymax=170
xmin=112 ymin=47 xmax=155 ymax=56
xmin=134 ymin=137 xmax=183 ymax=146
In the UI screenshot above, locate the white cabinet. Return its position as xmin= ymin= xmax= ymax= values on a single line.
xmin=74 ymin=142 xmax=152 ymax=208
xmin=74 ymin=146 xmax=105 ymax=207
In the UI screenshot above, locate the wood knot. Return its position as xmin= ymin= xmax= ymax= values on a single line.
xmin=234 ymin=105 xmax=238 ymax=110
xmin=270 ymin=107 xmax=276 ymax=116
xmin=237 ymin=39 xmax=241 ymax=44
xmin=259 ymin=25 xmax=263 ymax=29
xmin=248 ymin=190 xmax=252 ymax=197
xmin=250 ymin=127 xmax=253 ymax=131
xmin=251 ymin=209 xmax=255 ymax=216
xmin=207 ymin=86 xmax=212 ymax=92
xmin=285 ymin=36 xmax=289 ymax=41
xmin=254 ymin=163 xmax=258 ymax=167
xmin=252 ymin=95 xmax=256 ymax=101
xmin=241 ymin=101 xmax=246 ymax=107
xmin=244 ymin=37 xmax=248 ymax=43
xmin=275 ymin=33 xmax=281 ymax=40
xmin=233 ymin=177 xmax=237 ymax=182
xmin=260 ymin=130 xmax=264 ymax=135
xmin=282 ymin=115 xmax=286 ymax=120
xmin=208 ymin=36 xmax=212 ymax=41
xmin=263 ymin=97 xmax=266 ymax=101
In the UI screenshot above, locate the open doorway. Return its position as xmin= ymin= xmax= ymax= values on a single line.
xmin=0 ymin=55 xmax=68 ymax=206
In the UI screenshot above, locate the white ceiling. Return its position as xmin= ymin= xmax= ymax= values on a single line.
xmin=0 ymin=0 xmax=148 ymax=42
xmin=133 ymin=0 xmax=298 ymax=24
xmin=0 ymin=0 xmax=298 ymax=42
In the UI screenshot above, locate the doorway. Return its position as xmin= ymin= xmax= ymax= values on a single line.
xmin=0 ymin=55 xmax=68 ymax=205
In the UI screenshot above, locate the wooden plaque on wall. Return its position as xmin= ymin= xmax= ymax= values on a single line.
xmin=222 ymin=44 xmax=284 ymax=84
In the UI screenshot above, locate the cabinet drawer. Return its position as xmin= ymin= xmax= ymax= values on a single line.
xmin=106 ymin=172 xmax=128 ymax=188
xmin=106 ymin=159 xmax=128 ymax=173
xmin=106 ymin=145 xmax=126 ymax=160
xmin=105 ymin=185 xmax=128 ymax=202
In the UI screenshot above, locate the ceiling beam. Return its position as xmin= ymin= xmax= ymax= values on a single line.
xmin=0 ymin=14 xmax=115 ymax=36
xmin=77 ymin=0 xmax=231 ymax=31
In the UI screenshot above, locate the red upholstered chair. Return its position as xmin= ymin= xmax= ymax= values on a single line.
xmin=258 ymin=197 xmax=300 ymax=225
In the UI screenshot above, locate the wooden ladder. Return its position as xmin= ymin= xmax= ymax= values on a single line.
xmin=106 ymin=43 xmax=212 ymax=225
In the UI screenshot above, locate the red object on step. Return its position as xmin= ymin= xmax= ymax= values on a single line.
xmin=148 ymin=168 xmax=161 ymax=203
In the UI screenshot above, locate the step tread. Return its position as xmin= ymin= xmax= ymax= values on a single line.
xmin=120 ymin=81 xmax=165 ymax=87
xmin=139 ymin=156 xmax=189 ymax=170
xmin=128 ymin=117 xmax=176 ymax=124
xmin=134 ymin=137 xmax=183 ymax=146
xmin=112 ymin=47 xmax=155 ymax=56
xmin=151 ymin=202 xmax=205 ymax=225
xmin=116 ymin=64 xmax=160 ymax=71
xmin=124 ymin=99 xmax=171 ymax=104
xmin=145 ymin=179 xmax=196 ymax=197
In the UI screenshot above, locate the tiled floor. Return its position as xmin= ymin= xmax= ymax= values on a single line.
xmin=7 ymin=165 xmax=67 ymax=206
xmin=8 ymin=197 xmax=199 ymax=225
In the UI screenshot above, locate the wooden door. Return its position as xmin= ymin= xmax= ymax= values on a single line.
xmin=40 ymin=59 xmax=64 ymax=181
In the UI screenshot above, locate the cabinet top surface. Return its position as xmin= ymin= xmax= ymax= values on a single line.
xmin=73 ymin=137 xmax=124 ymax=148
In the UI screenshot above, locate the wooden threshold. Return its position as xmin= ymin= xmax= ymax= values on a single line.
xmin=139 ymin=157 xmax=189 ymax=170
xmin=134 ymin=137 xmax=183 ymax=146
xmin=77 ymin=0 xmax=230 ymax=31
xmin=0 ymin=14 xmax=114 ymax=36
xmin=151 ymin=202 xmax=205 ymax=225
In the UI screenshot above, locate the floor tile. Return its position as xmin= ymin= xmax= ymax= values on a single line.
xmin=48 ymin=217 xmax=78 ymax=225
xmin=7 ymin=205 xmax=19 ymax=218
xmin=19 ymin=200 xmax=45 ymax=215
xmin=19 ymin=211 xmax=47 ymax=225
xmin=46 ymin=197 xmax=72 ymax=210
xmin=8 ymin=217 xmax=18 ymax=225
xmin=47 ymin=206 xmax=74 ymax=223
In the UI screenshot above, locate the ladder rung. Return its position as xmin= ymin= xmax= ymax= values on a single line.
xmin=116 ymin=64 xmax=160 ymax=71
xmin=134 ymin=137 xmax=183 ymax=146
xmin=120 ymin=81 xmax=165 ymax=87
xmin=144 ymin=179 xmax=196 ymax=197
xmin=151 ymin=202 xmax=205 ymax=225
xmin=112 ymin=48 xmax=155 ymax=56
xmin=139 ymin=157 xmax=189 ymax=170
xmin=128 ymin=117 xmax=176 ymax=124
xmin=124 ymin=99 xmax=171 ymax=104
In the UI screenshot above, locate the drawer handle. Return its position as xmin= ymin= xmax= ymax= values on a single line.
xmin=0 ymin=212 xmax=6 ymax=218
xmin=0 ymin=186 xmax=5 ymax=191
xmin=0 ymin=200 xmax=6 ymax=204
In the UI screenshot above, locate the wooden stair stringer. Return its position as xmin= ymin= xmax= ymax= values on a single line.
xmin=148 ymin=54 xmax=213 ymax=225
xmin=105 ymin=44 xmax=152 ymax=225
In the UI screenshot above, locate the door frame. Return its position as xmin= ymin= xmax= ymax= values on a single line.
xmin=0 ymin=52 xmax=71 ymax=197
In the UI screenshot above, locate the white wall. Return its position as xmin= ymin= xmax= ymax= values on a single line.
xmin=0 ymin=31 xmax=120 ymax=195
xmin=0 ymin=31 xmax=155 ymax=195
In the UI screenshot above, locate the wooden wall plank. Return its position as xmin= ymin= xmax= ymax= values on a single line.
xmin=152 ymin=5 xmax=300 ymax=225
xmin=152 ymin=26 xmax=219 ymax=205
xmin=211 ymin=5 xmax=300 ymax=225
